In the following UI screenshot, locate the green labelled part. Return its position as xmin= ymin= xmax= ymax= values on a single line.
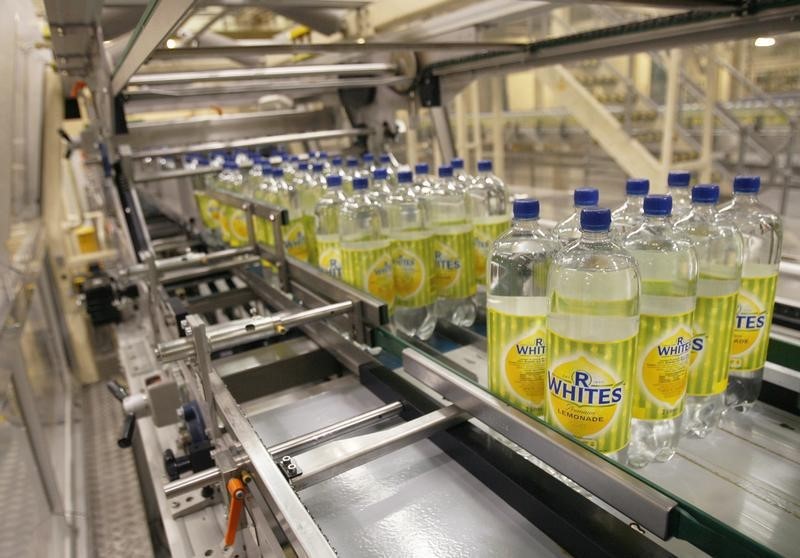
xmin=487 ymin=306 xmax=547 ymax=416
xmin=392 ymin=234 xmax=435 ymax=309
xmin=546 ymin=331 xmax=637 ymax=454
xmin=473 ymin=217 xmax=510 ymax=286
xmin=687 ymin=292 xmax=738 ymax=396
xmin=729 ymin=274 xmax=778 ymax=374
xmin=632 ymin=311 xmax=694 ymax=420
xmin=433 ymin=230 xmax=476 ymax=299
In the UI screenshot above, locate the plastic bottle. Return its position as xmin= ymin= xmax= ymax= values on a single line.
xmin=252 ymin=165 xmax=277 ymax=251
xmin=546 ymin=208 xmax=639 ymax=460
xmin=674 ymin=184 xmax=743 ymax=438
xmin=362 ymin=152 xmax=376 ymax=174
xmin=718 ymin=176 xmax=783 ymax=411
xmin=343 ymin=156 xmax=362 ymax=195
xmin=667 ymin=170 xmax=692 ymax=219
xmin=622 ymin=195 xmax=698 ymax=467
xmin=467 ymin=159 xmax=510 ymax=307
xmin=553 ymin=188 xmax=600 ymax=246
xmin=487 ymin=198 xmax=556 ymax=416
xmin=451 ymin=157 xmax=472 ymax=189
xmin=315 ymin=175 xmax=347 ymax=278
xmin=387 ymin=170 xmax=437 ymax=339
xmin=316 ymin=151 xmax=332 ymax=174
xmin=611 ymin=178 xmax=649 ymax=239
xmin=413 ymin=163 xmax=434 ymax=195
xmin=190 ymin=155 xmax=220 ymax=232
xmin=217 ymin=159 xmax=245 ymax=245
xmin=429 ymin=165 xmax=477 ymax=327
xmin=339 ymin=177 xmax=395 ymax=307
xmin=274 ymin=168 xmax=312 ymax=262
xmin=379 ymin=153 xmax=397 ymax=185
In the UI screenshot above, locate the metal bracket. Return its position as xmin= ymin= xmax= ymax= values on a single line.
xmin=418 ymin=71 xmax=441 ymax=107
xmin=277 ymin=456 xmax=303 ymax=480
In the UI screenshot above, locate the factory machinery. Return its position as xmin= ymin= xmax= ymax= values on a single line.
xmin=17 ymin=1 xmax=800 ymax=557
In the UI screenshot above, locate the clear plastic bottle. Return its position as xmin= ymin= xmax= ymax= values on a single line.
xmin=388 ymin=170 xmax=437 ymax=339
xmin=413 ymin=163 xmax=434 ymax=195
xmin=622 ymin=195 xmax=698 ymax=467
xmin=330 ymin=155 xmax=345 ymax=178
xmin=316 ymin=151 xmax=332 ymax=174
xmin=191 ymin=155 xmax=220 ymax=232
xmin=362 ymin=152 xmax=377 ymax=174
xmin=253 ymin=165 xmax=277 ymax=251
xmin=553 ymin=188 xmax=599 ymax=246
xmin=611 ymin=178 xmax=649 ymax=239
xmin=718 ymin=176 xmax=783 ymax=411
xmin=546 ymin=208 xmax=640 ymax=460
xmin=467 ymin=159 xmax=510 ymax=307
xmin=429 ymin=165 xmax=477 ymax=327
xmin=217 ymin=159 xmax=245 ymax=245
xmin=339 ymin=177 xmax=395 ymax=307
xmin=487 ymin=198 xmax=556 ymax=416
xmin=379 ymin=153 xmax=397 ymax=185
xmin=674 ymin=184 xmax=743 ymax=438
xmin=315 ymin=175 xmax=347 ymax=278
xmin=343 ymin=156 xmax=362 ymax=195
xmin=451 ymin=157 xmax=472 ymax=189
xmin=667 ymin=170 xmax=692 ymax=219
xmin=274 ymin=168 xmax=312 ymax=263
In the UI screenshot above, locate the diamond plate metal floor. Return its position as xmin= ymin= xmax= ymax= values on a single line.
xmin=83 ymin=381 xmax=154 ymax=558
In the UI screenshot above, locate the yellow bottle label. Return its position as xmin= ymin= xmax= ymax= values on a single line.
xmin=229 ymin=209 xmax=249 ymax=246
xmin=255 ymin=217 xmax=275 ymax=247
xmin=546 ymin=331 xmax=636 ymax=454
xmin=632 ymin=311 xmax=693 ymax=420
xmin=487 ymin=307 xmax=547 ymax=416
xmin=729 ymin=274 xmax=777 ymax=374
xmin=392 ymin=234 xmax=434 ymax=309
xmin=687 ymin=292 xmax=738 ymax=396
xmin=317 ymin=236 xmax=343 ymax=279
xmin=433 ymin=230 xmax=476 ymax=299
xmin=341 ymin=245 xmax=395 ymax=307
xmin=473 ymin=218 xmax=510 ymax=286
xmin=282 ymin=220 xmax=310 ymax=262
xmin=220 ymin=205 xmax=234 ymax=243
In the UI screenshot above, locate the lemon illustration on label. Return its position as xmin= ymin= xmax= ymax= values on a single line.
xmin=365 ymin=253 xmax=395 ymax=304
xmin=730 ymin=291 xmax=765 ymax=357
xmin=641 ymin=326 xmax=692 ymax=407
xmin=318 ymin=245 xmax=342 ymax=279
xmin=548 ymin=356 xmax=623 ymax=439
xmin=504 ymin=329 xmax=547 ymax=406
xmin=393 ymin=246 xmax=425 ymax=299
xmin=433 ymin=240 xmax=461 ymax=292
xmin=283 ymin=221 xmax=309 ymax=261
xmin=230 ymin=212 xmax=249 ymax=241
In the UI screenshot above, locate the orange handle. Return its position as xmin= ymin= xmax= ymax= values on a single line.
xmin=224 ymin=478 xmax=246 ymax=547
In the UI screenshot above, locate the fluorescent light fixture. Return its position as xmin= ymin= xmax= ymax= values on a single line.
xmin=754 ymin=37 xmax=776 ymax=47
xmin=166 ymin=38 xmax=178 ymax=49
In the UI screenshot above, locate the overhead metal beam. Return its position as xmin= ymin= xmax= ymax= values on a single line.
xmin=111 ymin=0 xmax=197 ymax=95
xmin=130 ymin=128 xmax=369 ymax=159
xmin=128 ymin=62 xmax=396 ymax=86
xmin=151 ymin=41 xmax=529 ymax=59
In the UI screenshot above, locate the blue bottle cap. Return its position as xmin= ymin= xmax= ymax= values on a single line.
xmin=574 ymin=187 xmax=599 ymax=206
xmin=692 ymin=184 xmax=720 ymax=203
xmin=397 ymin=170 xmax=413 ymax=184
xmin=331 ymin=155 xmax=342 ymax=166
xmin=438 ymin=165 xmax=453 ymax=178
xmin=362 ymin=152 xmax=374 ymax=163
xmin=643 ymin=194 xmax=672 ymax=216
xmin=513 ymin=198 xmax=540 ymax=219
xmin=326 ymin=175 xmax=342 ymax=187
xmin=318 ymin=151 xmax=328 ymax=159
xmin=346 ymin=156 xmax=359 ymax=168
xmin=477 ymin=159 xmax=492 ymax=172
xmin=273 ymin=167 xmax=284 ymax=178
xmin=312 ymin=162 xmax=323 ymax=172
xmin=289 ymin=155 xmax=299 ymax=163
xmin=379 ymin=153 xmax=391 ymax=164
xmin=196 ymin=155 xmax=209 ymax=166
xmin=626 ymin=178 xmax=649 ymax=196
xmin=373 ymin=168 xmax=388 ymax=180
xmin=733 ymin=175 xmax=760 ymax=193
xmin=668 ymin=170 xmax=691 ymax=187
xmin=580 ymin=208 xmax=612 ymax=232
xmin=415 ymin=162 xmax=429 ymax=174
xmin=451 ymin=157 xmax=464 ymax=169
xmin=353 ymin=177 xmax=369 ymax=190
xmin=223 ymin=160 xmax=238 ymax=170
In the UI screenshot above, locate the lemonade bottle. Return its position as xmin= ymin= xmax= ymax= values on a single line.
xmin=487 ymin=198 xmax=556 ymax=416
xmin=674 ymin=184 xmax=743 ymax=437
xmin=388 ymin=170 xmax=436 ymax=339
xmin=339 ymin=177 xmax=395 ymax=307
xmin=467 ymin=159 xmax=510 ymax=307
xmin=379 ymin=153 xmax=397 ymax=185
xmin=430 ymin=165 xmax=476 ymax=327
xmin=343 ymin=156 xmax=362 ymax=195
xmin=451 ymin=157 xmax=472 ymax=189
xmin=718 ymin=176 xmax=783 ymax=410
xmin=546 ymin=208 xmax=640 ymax=459
xmin=667 ymin=170 xmax=692 ymax=219
xmin=413 ymin=163 xmax=434 ymax=195
xmin=217 ymin=159 xmax=244 ymax=245
xmin=622 ymin=195 xmax=697 ymax=466
xmin=315 ymin=175 xmax=347 ymax=278
xmin=553 ymin=188 xmax=599 ymax=246
xmin=611 ymin=178 xmax=649 ymax=239
xmin=274 ymin=168 xmax=312 ymax=263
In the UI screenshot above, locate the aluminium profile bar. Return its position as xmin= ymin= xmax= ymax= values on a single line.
xmin=129 ymin=62 xmax=397 ymax=86
xmin=130 ymin=128 xmax=369 ymax=160
xmin=400 ymin=348 xmax=677 ymax=540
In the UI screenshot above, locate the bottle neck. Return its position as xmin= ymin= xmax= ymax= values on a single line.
xmin=574 ymin=203 xmax=595 ymax=214
xmin=643 ymin=214 xmax=671 ymax=226
xmin=580 ymin=230 xmax=610 ymax=243
xmin=691 ymin=202 xmax=717 ymax=217
xmin=669 ymin=186 xmax=690 ymax=197
xmin=626 ymin=195 xmax=645 ymax=209
xmin=733 ymin=192 xmax=758 ymax=204
xmin=512 ymin=217 xmax=540 ymax=231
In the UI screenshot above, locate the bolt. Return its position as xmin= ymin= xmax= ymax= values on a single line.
xmin=281 ymin=456 xmax=291 ymax=462
xmin=171 ymin=501 xmax=180 ymax=508
xmin=287 ymin=464 xmax=296 ymax=471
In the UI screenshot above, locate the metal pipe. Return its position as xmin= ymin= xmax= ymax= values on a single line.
xmin=155 ymin=301 xmax=354 ymax=362
xmin=129 ymin=63 xmax=397 ymax=86
xmin=163 ymin=401 xmax=403 ymax=498
xmin=124 ymin=247 xmax=255 ymax=279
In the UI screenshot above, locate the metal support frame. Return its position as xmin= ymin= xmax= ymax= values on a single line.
xmin=186 ymin=314 xmax=221 ymax=442
xmin=400 ymin=349 xmax=677 ymax=540
xmin=660 ymin=48 xmax=682 ymax=184
xmin=429 ymin=106 xmax=456 ymax=165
